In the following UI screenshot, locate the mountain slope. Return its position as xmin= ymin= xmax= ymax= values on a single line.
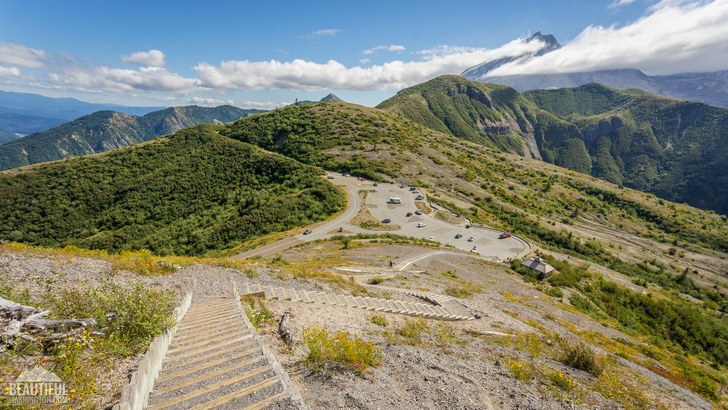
xmin=379 ymin=76 xmax=728 ymax=215
xmin=525 ymin=83 xmax=728 ymax=214
xmin=0 ymin=105 xmax=263 ymax=170
xmin=376 ymin=75 xmax=554 ymax=158
xmin=2 ymin=99 xmax=726 ymax=406
xmin=0 ymin=124 xmax=343 ymax=255
xmin=0 ymin=89 xmax=162 ymax=134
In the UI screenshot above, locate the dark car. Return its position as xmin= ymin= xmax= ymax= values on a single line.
xmin=455 ymin=234 xmax=463 ymax=239
xmin=382 ymin=218 xmax=391 ymax=224
xmin=414 ymin=210 xmax=423 ymax=215
xmin=406 ymin=212 xmax=413 ymax=217
xmin=303 ymin=229 xmax=312 ymax=235
xmin=415 ymin=195 xmax=424 ymax=200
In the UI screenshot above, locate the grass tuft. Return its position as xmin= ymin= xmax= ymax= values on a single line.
xmin=303 ymin=326 xmax=381 ymax=376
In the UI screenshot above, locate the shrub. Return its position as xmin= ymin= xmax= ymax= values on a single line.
xmin=385 ymin=318 xmax=428 ymax=345
xmin=367 ymin=276 xmax=385 ymax=285
xmin=241 ymin=296 xmax=273 ymax=329
xmin=367 ymin=314 xmax=388 ymax=327
xmin=560 ymin=342 xmax=604 ymax=376
xmin=546 ymin=368 xmax=576 ymax=391
xmin=303 ymin=326 xmax=381 ymax=375
xmin=505 ymin=358 xmax=533 ymax=382
xmin=444 ymin=285 xmax=475 ymax=298
xmin=44 ymin=281 xmax=176 ymax=356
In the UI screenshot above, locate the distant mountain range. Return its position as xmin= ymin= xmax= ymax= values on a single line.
xmin=379 ymin=75 xmax=728 ymax=214
xmin=0 ymin=90 xmax=164 ymax=138
xmin=462 ymin=32 xmax=728 ymax=108
xmin=0 ymin=105 xmax=263 ymax=170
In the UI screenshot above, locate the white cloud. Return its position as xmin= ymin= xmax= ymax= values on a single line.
xmin=362 ymin=45 xmax=406 ymax=55
xmin=50 ymin=65 xmax=199 ymax=92
xmin=0 ymin=65 xmax=21 ymax=77
xmin=194 ymin=37 xmax=546 ymax=91
xmin=609 ymin=0 xmax=637 ymax=8
xmin=307 ymin=28 xmax=341 ymax=38
xmin=121 ymin=49 xmax=166 ymax=67
xmin=0 ymin=42 xmax=46 ymax=68
xmin=189 ymin=96 xmax=233 ymax=106
xmin=489 ymin=0 xmax=728 ymax=76
xmin=359 ymin=58 xmax=371 ymax=64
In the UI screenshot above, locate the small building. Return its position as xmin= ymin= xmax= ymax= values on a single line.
xmin=521 ymin=257 xmax=555 ymax=279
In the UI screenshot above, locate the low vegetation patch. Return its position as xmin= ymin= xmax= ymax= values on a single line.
xmin=1 ymin=281 xmax=177 ymax=407
xmin=367 ymin=314 xmax=389 ymax=327
xmin=385 ymin=318 xmax=429 ymax=346
xmin=560 ymin=342 xmax=604 ymax=377
xmin=0 ymin=242 xmax=254 ymax=276
xmin=241 ymin=295 xmax=273 ymax=329
xmin=505 ymin=358 xmax=533 ymax=382
xmin=303 ymin=326 xmax=381 ymax=376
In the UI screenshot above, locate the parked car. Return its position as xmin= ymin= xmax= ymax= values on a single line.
xmin=467 ymin=236 xmax=475 ymax=242
xmin=417 ymin=223 xmax=426 ymax=228
xmin=382 ymin=218 xmax=391 ymax=224
xmin=406 ymin=212 xmax=413 ymax=217
xmin=343 ymin=173 xmax=350 ymax=177
xmin=471 ymin=246 xmax=477 ymax=252
xmin=455 ymin=234 xmax=463 ymax=239
xmin=428 ymin=236 xmax=434 ymax=241
xmin=400 ymin=184 xmax=406 ymax=188
xmin=327 ymin=175 xmax=335 ymax=179
xmin=303 ymin=229 xmax=312 ymax=235
xmin=414 ymin=210 xmax=423 ymax=215
xmin=373 ymin=183 xmax=378 ymax=186
xmin=409 ymin=187 xmax=417 ymax=192
xmin=499 ymin=232 xmax=512 ymax=239
xmin=415 ymin=195 xmax=424 ymax=200
xmin=465 ymin=224 xmax=472 ymax=229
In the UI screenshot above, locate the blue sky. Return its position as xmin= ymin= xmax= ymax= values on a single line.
xmin=1 ymin=0 xmax=726 ymax=108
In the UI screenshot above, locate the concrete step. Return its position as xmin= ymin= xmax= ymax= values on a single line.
xmin=147 ymin=365 xmax=274 ymax=409
xmin=156 ymin=346 xmax=263 ymax=384
xmin=166 ymin=334 xmax=253 ymax=362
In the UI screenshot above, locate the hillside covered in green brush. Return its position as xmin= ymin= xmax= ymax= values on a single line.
xmin=524 ymin=84 xmax=728 ymax=214
xmin=0 ymin=124 xmax=342 ymax=255
xmin=379 ymin=76 xmax=728 ymax=214
xmin=0 ymin=105 xmax=263 ymax=170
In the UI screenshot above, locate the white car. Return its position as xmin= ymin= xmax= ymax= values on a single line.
xmin=417 ymin=223 xmax=426 ymax=228
xmin=467 ymin=236 xmax=475 ymax=242
xmin=428 ymin=236 xmax=435 ymax=241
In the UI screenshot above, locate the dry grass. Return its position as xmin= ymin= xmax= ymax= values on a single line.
xmin=0 ymin=242 xmax=255 ymax=276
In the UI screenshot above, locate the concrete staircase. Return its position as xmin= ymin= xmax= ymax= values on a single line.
xmin=241 ymin=283 xmax=474 ymax=321
xmin=371 ymin=285 xmax=454 ymax=306
xmin=145 ymin=295 xmax=306 ymax=409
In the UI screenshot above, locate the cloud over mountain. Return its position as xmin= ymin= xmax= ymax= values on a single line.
xmin=489 ymin=0 xmax=728 ymax=76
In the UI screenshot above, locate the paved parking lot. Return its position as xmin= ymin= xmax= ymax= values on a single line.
xmin=234 ymin=174 xmax=529 ymax=260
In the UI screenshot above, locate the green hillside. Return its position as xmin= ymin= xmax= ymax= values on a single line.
xmin=0 ymin=124 xmax=343 ymax=255
xmin=0 ymin=105 xmax=263 ymax=171
xmin=379 ymin=76 xmax=728 ymax=215
xmin=525 ymin=84 xmax=728 ymax=214
xmin=376 ymin=75 xmax=543 ymax=155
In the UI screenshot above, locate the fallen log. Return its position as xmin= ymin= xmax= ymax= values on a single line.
xmin=1 ymin=296 xmax=97 ymax=351
xmin=278 ymin=310 xmax=294 ymax=350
